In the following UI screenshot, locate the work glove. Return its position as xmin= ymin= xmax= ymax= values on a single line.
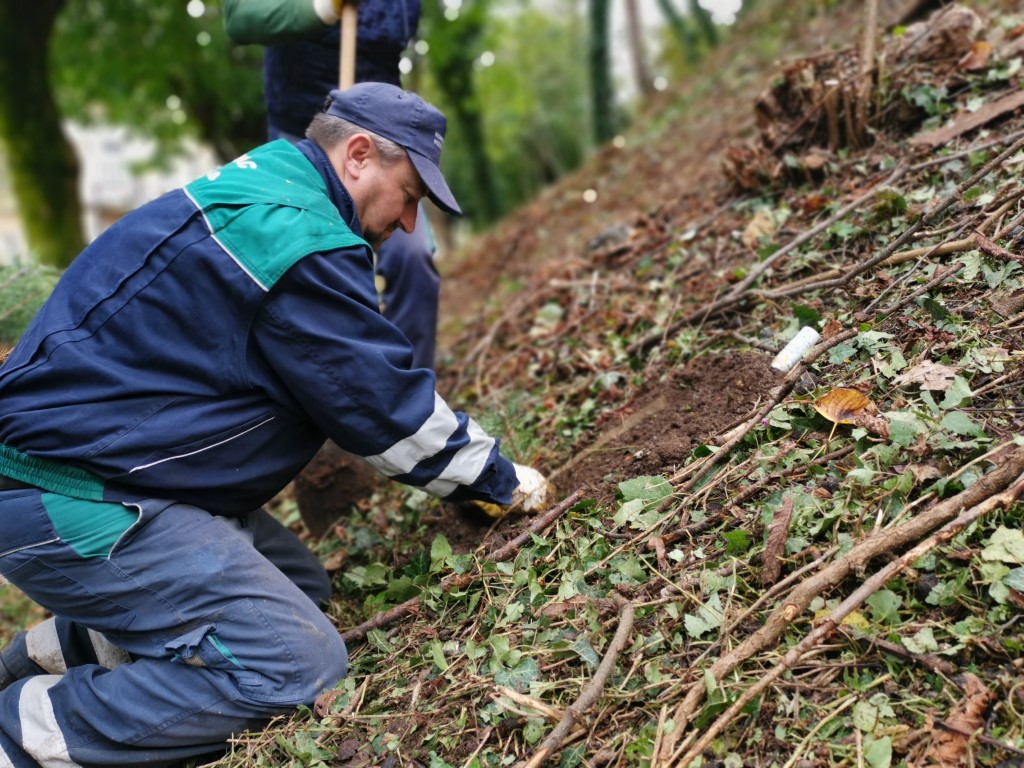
xmin=474 ymin=463 xmax=556 ymax=519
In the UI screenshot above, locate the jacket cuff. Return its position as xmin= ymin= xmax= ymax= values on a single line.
xmin=313 ymin=0 xmax=339 ymax=24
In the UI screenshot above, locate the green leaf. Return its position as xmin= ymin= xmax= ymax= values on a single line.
xmin=429 ymin=639 xmax=449 ymax=672
xmin=684 ymin=592 xmax=724 ymax=638
xmin=940 ymin=411 xmax=985 ymax=437
xmin=618 ymin=475 xmax=673 ymax=503
xmin=886 ymin=412 xmax=928 ymax=447
xmin=939 ymin=376 xmax=973 ymax=409
xmin=721 ymin=529 xmax=751 ymax=555
xmin=613 ymin=498 xmax=664 ymax=530
xmin=902 ymin=626 xmax=938 ymax=654
xmin=864 ymin=735 xmax=892 ymax=768
xmin=493 ymin=657 xmax=541 ymax=692
xmin=431 ymin=535 xmax=453 ymax=570
xmin=791 ymin=303 xmax=821 ymax=328
xmin=866 ymin=589 xmax=901 ymax=624
xmin=1005 ymin=567 xmax=1024 ymax=592
xmin=853 ymin=699 xmax=879 ymax=732
xmin=920 ymin=297 xmax=950 ymax=322
xmin=981 ymin=527 xmax=1024 ymax=564
xmin=570 ymin=636 xmax=600 ymax=670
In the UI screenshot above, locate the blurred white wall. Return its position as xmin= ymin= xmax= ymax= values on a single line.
xmin=0 ymin=124 xmax=218 ymax=265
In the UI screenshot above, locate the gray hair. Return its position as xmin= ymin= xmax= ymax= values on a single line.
xmin=306 ymin=113 xmax=407 ymax=166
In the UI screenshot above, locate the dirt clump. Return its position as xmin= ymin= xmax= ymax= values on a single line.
xmin=554 ymin=351 xmax=777 ymax=506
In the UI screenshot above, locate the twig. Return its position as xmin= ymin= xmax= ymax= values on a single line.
xmin=670 ymin=463 xmax=1024 ymax=768
xmin=518 ymin=597 xmax=636 ymax=768
xmin=835 ymin=625 xmax=956 ymax=676
xmin=625 ymin=165 xmax=907 ymax=358
xmin=763 ymin=132 xmax=1024 ymax=300
xmin=341 ymin=489 xmax=585 ymax=644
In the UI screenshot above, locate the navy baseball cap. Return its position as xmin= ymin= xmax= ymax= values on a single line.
xmin=324 ymin=83 xmax=462 ymax=216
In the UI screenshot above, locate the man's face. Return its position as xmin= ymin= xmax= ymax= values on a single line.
xmin=352 ymin=149 xmax=425 ymax=250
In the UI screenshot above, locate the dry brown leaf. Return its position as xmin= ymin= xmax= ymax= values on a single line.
xmin=893 ymin=360 xmax=959 ymax=391
xmin=813 ymin=388 xmax=890 ymax=439
xmin=821 ymin=318 xmax=843 ymax=341
xmin=741 ymin=209 xmax=776 ymax=249
xmin=959 ymin=39 xmax=993 ymax=70
xmin=924 ymin=673 xmax=996 ymax=767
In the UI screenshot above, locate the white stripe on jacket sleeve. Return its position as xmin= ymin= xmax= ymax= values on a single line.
xmin=365 ymin=392 xmax=458 ymax=477
xmin=365 ymin=393 xmax=496 ymax=497
xmin=423 ymin=418 xmax=496 ymax=498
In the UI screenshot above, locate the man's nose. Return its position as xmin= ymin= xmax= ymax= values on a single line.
xmin=398 ymin=202 xmax=418 ymax=234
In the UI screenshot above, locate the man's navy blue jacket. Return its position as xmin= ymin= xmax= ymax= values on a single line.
xmin=0 ymin=139 xmax=517 ymax=515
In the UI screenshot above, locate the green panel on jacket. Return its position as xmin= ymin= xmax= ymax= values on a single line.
xmin=185 ymin=140 xmax=368 ymax=291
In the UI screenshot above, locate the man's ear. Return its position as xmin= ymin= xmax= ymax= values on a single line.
xmin=342 ymin=134 xmax=374 ymax=178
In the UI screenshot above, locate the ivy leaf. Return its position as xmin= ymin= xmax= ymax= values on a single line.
xmin=618 ymin=475 xmax=673 ymax=503
xmin=853 ymin=699 xmax=880 ymax=732
xmin=1004 ymin=567 xmax=1024 ymax=591
xmin=939 ymin=376 xmax=973 ymax=409
xmin=940 ymin=411 xmax=985 ymax=437
xmin=570 ymin=636 xmax=600 ymax=670
xmin=864 ymin=735 xmax=892 ymax=768
xmin=431 ymin=535 xmax=453 ymax=570
xmin=866 ymin=589 xmax=902 ymax=624
xmin=493 ymin=657 xmax=541 ymax=692
xmin=902 ymin=626 xmax=939 ymax=654
xmin=684 ymin=592 xmax=724 ymax=638
xmin=981 ymin=527 xmax=1024 ymax=564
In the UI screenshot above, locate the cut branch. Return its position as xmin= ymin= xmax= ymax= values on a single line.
xmin=518 ymin=597 xmax=636 ymax=768
xmin=670 ymin=464 xmax=1024 ymax=767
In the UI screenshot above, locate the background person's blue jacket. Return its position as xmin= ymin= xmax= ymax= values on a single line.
xmin=225 ymin=0 xmax=422 ymax=139
xmin=0 ymin=139 xmax=517 ymax=515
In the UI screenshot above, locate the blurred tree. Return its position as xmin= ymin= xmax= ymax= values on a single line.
xmin=588 ymin=0 xmax=616 ymax=143
xmin=625 ymin=0 xmax=655 ymax=97
xmin=52 ymin=0 xmax=265 ymax=167
xmin=0 ymin=0 xmax=265 ymax=269
xmin=688 ymin=0 xmax=720 ymax=47
xmin=468 ymin=3 xmax=590 ymax=208
xmin=657 ymin=0 xmax=700 ymax=65
xmin=0 ymin=0 xmax=85 ymax=268
xmin=656 ymin=0 xmax=726 ymax=75
xmin=420 ymin=0 xmax=502 ymax=224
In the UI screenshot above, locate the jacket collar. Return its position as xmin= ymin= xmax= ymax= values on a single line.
xmin=296 ymin=139 xmax=365 ymax=240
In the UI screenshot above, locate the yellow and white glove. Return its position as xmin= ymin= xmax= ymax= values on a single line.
xmin=475 ymin=463 xmax=555 ymax=519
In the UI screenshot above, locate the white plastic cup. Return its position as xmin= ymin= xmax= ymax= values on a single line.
xmin=771 ymin=326 xmax=822 ymax=372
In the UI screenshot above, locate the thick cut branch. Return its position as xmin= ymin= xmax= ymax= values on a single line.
xmin=671 ymin=466 xmax=1024 ymax=767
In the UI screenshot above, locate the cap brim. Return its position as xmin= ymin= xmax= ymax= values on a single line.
xmin=407 ymin=151 xmax=462 ymax=217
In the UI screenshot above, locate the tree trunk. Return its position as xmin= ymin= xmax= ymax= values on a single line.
xmin=624 ymin=0 xmax=654 ymax=98
xmin=421 ymin=0 xmax=501 ymax=224
xmin=589 ymin=0 xmax=616 ymax=143
xmin=0 ymin=0 xmax=85 ymax=267
xmin=688 ymin=0 xmax=720 ymax=48
xmin=656 ymin=0 xmax=700 ymax=65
